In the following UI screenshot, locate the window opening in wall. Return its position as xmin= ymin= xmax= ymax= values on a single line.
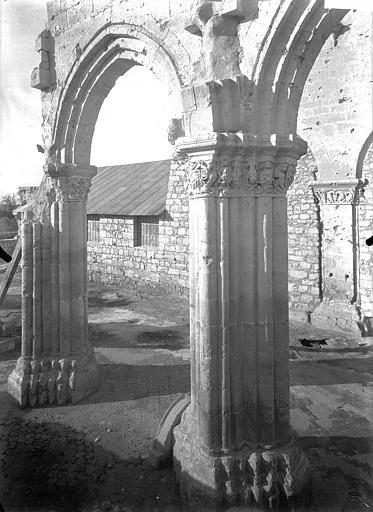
xmin=135 ymin=216 xmax=159 ymax=247
xmin=88 ymin=217 xmax=100 ymax=242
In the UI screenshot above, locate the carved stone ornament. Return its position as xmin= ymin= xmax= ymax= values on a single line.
xmin=185 ymin=1 xmax=242 ymax=82
xmin=216 ymin=444 xmax=310 ymax=507
xmin=173 ymin=412 xmax=310 ymax=508
xmin=54 ymin=176 xmax=92 ymax=202
xmin=185 ymin=155 xmax=297 ymax=197
xmin=8 ymin=354 xmax=99 ymax=408
xmin=19 ymin=175 xmax=56 ymax=224
xmin=313 ymin=188 xmax=358 ymax=205
xmin=167 ymin=118 xmax=185 ymax=145
xmin=188 ymin=158 xmax=242 ymax=197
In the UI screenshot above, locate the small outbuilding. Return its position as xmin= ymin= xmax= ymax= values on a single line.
xmin=87 ymin=159 xmax=189 ymax=295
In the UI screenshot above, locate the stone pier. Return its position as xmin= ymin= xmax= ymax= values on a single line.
xmin=153 ymin=80 xmax=311 ymax=508
xmin=171 ymin=136 xmax=310 ymax=508
xmin=8 ymin=165 xmax=100 ymax=408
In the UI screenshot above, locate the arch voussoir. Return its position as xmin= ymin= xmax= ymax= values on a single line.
xmin=286 ymin=9 xmax=348 ymax=133
xmin=53 ymin=23 xmax=185 ymax=166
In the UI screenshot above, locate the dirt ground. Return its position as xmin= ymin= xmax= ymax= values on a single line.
xmin=0 ymin=270 xmax=372 ymax=512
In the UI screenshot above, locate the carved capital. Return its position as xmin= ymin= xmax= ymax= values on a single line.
xmin=187 ymin=157 xmax=242 ymax=197
xmin=274 ymin=156 xmax=298 ymax=192
xmin=244 ymin=153 xmax=297 ymax=195
xmin=311 ymin=180 xmax=362 ymax=205
xmin=184 ymin=151 xmax=299 ymax=198
xmin=54 ymin=175 xmax=93 ymax=202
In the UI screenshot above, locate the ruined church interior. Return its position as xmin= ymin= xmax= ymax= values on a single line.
xmin=0 ymin=0 xmax=372 ymax=510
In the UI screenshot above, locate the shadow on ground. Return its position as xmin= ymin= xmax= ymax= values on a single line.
xmin=299 ymin=435 xmax=373 ymax=511
xmin=0 ymin=395 xmax=181 ymax=512
xmin=0 ymin=403 xmax=371 ymax=512
xmin=82 ymin=363 xmax=190 ymax=405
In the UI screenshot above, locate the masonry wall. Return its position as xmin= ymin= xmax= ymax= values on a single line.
xmin=358 ymin=141 xmax=373 ymax=335
xmin=297 ymin=12 xmax=372 ymax=182
xmin=287 ymin=151 xmax=321 ymax=322
xmin=88 ymin=152 xmax=324 ymax=320
xmin=87 ymin=160 xmax=189 ymax=296
xmin=295 ymin=13 xmax=373 ymax=332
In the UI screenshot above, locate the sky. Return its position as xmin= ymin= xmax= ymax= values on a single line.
xmin=325 ymin=0 xmax=373 ymax=9
xmin=0 ymin=0 xmax=172 ymax=196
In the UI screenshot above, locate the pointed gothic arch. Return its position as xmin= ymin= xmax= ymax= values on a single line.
xmin=251 ymin=0 xmax=349 ymax=139
xmin=52 ymin=23 xmax=187 ymax=165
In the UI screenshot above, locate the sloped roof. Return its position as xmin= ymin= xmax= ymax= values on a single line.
xmin=87 ymin=160 xmax=171 ymax=216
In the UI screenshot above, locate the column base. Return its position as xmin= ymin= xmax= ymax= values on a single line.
xmin=8 ymin=353 xmax=100 ymax=408
xmin=173 ymin=408 xmax=311 ymax=510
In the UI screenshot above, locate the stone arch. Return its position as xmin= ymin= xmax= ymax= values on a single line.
xmin=251 ymin=0 xmax=349 ymax=139
xmin=356 ymin=131 xmax=373 ymax=180
xmin=53 ymin=24 xmax=185 ymax=165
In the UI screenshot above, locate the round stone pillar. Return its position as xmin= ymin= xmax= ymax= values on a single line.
xmin=167 ymin=135 xmax=310 ymax=508
xmin=8 ymin=165 xmax=100 ymax=408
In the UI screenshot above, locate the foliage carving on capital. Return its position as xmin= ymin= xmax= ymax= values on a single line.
xmin=54 ymin=176 xmax=92 ymax=202
xmin=243 ymin=155 xmax=298 ymax=195
xmin=187 ymin=157 xmax=241 ymax=196
xmin=184 ymin=153 xmax=299 ymax=197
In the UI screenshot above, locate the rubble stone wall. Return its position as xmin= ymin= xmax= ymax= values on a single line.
xmin=287 ymin=151 xmax=321 ymax=322
xmin=88 ymin=153 xmax=325 ymax=319
xmin=87 ymin=160 xmax=189 ymax=296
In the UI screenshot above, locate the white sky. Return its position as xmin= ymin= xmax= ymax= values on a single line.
xmin=0 ymin=0 xmax=171 ymax=195
xmin=325 ymin=0 xmax=373 ymax=10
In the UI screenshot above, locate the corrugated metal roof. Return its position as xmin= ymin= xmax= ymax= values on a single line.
xmin=87 ymin=160 xmax=171 ymax=216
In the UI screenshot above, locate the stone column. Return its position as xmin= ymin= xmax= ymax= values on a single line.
xmin=8 ymin=165 xmax=100 ymax=407
xmin=311 ymin=180 xmax=363 ymax=334
xmin=161 ymin=134 xmax=311 ymax=508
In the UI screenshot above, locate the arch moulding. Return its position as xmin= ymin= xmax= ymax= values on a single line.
xmin=51 ymin=22 xmax=188 ymax=167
